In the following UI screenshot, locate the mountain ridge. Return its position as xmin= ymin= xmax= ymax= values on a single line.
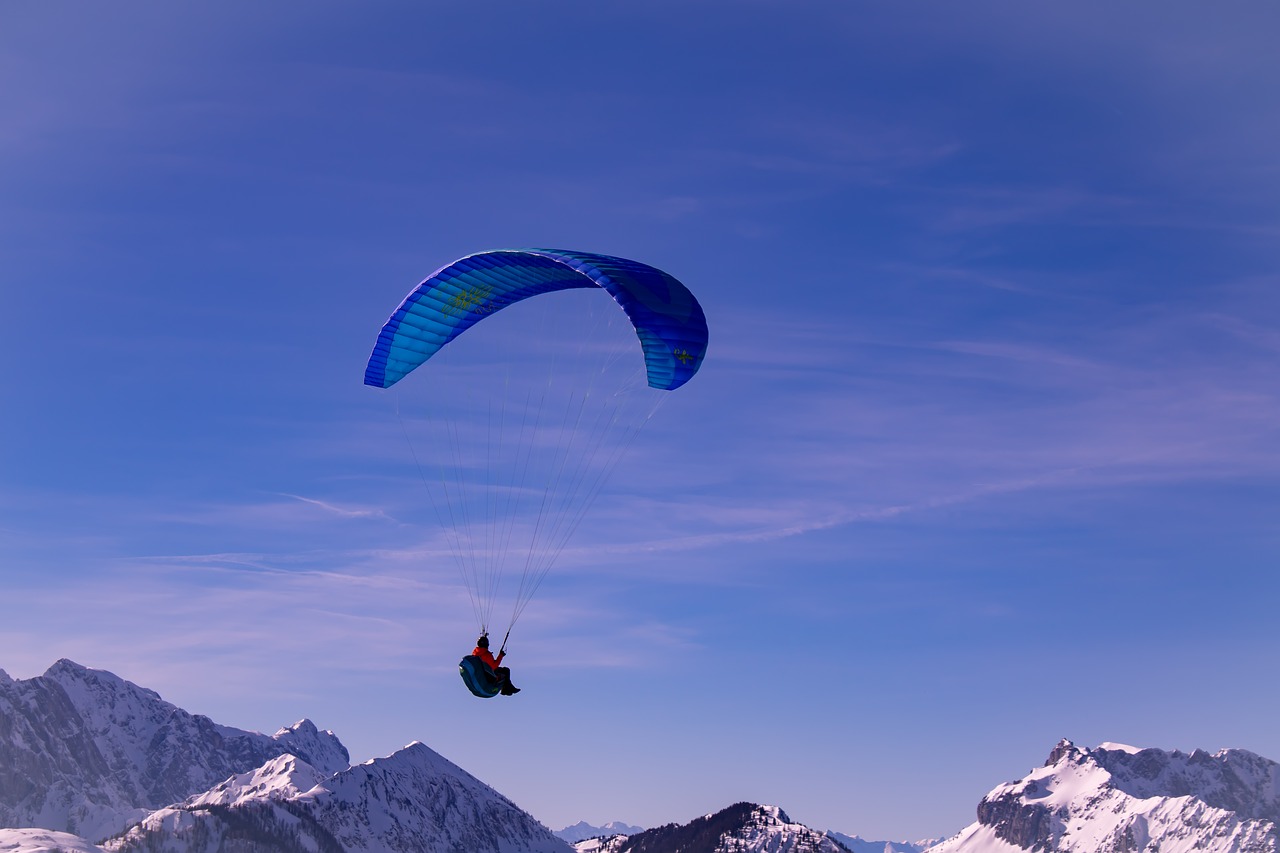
xmin=0 ymin=658 xmax=349 ymax=842
xmin=928 ymin=738 xmax=1280 ymax=853
xmin=106 ymin=741 xmax=571 ymax=853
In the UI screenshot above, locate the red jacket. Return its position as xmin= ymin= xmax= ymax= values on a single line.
xmin=473 ymin=646 xmax=505 ymax=672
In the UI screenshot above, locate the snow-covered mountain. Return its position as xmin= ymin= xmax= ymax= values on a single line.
xmin=107 ymin=743 xmax=572 ymax=853
xmin=574 ymin=803 xmax=845 ymax=853
xmin=10 ymin=661 xmax=1279 ymax=853
xmin=556 ymin=821 xmax=644 ymax=843
xmin=0 ymin=659 xmax=348 ymax=842
xmin=0 ymin=660 xmax=570 ymax=853
xmin=928 ymin=739 xmax=1280 ymax=853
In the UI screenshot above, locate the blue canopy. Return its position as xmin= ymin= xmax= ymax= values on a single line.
xmin=364 ymin=249 xmax=708 ymax=391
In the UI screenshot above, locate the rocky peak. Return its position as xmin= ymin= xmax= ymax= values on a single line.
xmin=931 ymin=740 xmax=1280 ymax=853
xmin=44 ymin=659 xmax=164 ymax=705
xmin=270 ymin=719 xmax=349 ymax=776
xmin=1045 ymin=738 xmax=1082 ymax=767
xmin=1089 ymin=743 xmax=1280 ymax=822
xmin=595 ymin=802 xmax=844 ymax=853
xmin=0 ymin=660 xmax=351 ymax=843
xmin=186 ymin=754 xmax=329 ymax=808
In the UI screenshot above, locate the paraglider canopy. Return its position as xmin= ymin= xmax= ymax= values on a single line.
xmin=364 ymin=248 xmax=708 ymax=392
xmin=365 ymin=248 xmax=708 ymax=646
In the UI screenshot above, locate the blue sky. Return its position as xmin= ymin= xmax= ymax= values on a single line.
xmin=3 ymin=0 xmax=1279 ymax=842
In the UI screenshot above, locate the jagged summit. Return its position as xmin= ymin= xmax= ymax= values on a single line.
xmin=930 ymin=740 xmax=1280 ymax=853
xmin=270 ymin=719 xmax=350 ymax=776
xmin=1046 ymin=737 xmax=1078 ymax=765
xmin=45 ymin=659 xmax=162 ymax=698
xmin=275 ymin=718 xmax=331 ymax=741
xmin=185 ymin=754 xmax=329 ymax=808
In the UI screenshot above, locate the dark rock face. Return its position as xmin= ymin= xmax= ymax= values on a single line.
xmin=976 ymin=789 xmax=1056 ymax=851
xmin=1045 ymin=739 xmax=1080 ymax=767
xmin=0 ymin=660 xmax=348 ymax=841
xmin=618 ymin=803 xmax=762 ymax=853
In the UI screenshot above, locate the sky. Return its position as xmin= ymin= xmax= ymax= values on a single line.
xmin=2 ymin=0 xmax=1279 ymax=843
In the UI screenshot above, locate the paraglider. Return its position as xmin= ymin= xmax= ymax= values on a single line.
xmin=364 ymin=249 xmax=708 ymax=698
xmin=459 ymin=633 xmax=519 ymax=698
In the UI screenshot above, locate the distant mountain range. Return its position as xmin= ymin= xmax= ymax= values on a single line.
xmin=2 ymin=660 xmax=1277 ymax=852
xmin=554 ymin=821 xmax=644 ymax=843
xmin=826 ymin=830 xmax=938 ymax=853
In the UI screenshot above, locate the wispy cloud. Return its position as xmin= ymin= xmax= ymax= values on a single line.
xmin=620 ymin=290 xmax=1280 ymax=544
xmin=277 ymin=493 xmax=396 ymax=522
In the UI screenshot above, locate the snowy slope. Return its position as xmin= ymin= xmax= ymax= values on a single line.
xmin=0 ymin=828 xmax=105 ymax=853
xmin=106 ymin=742 xmax=573 ymax=853
xmin=928 ymin=739 xmax=1280 ymax=853
xmin=575 ymin=803 xmax=846 ymax=853
xmin=185 ymin=754 xmax=331 ymax=808
xmin=0 ymin=660 xmax=348 ymax=842
xmin=300 ymin=742 xmax=572 ymax=852
xmin=923 ymin=824 xmax=1023 ymax=853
